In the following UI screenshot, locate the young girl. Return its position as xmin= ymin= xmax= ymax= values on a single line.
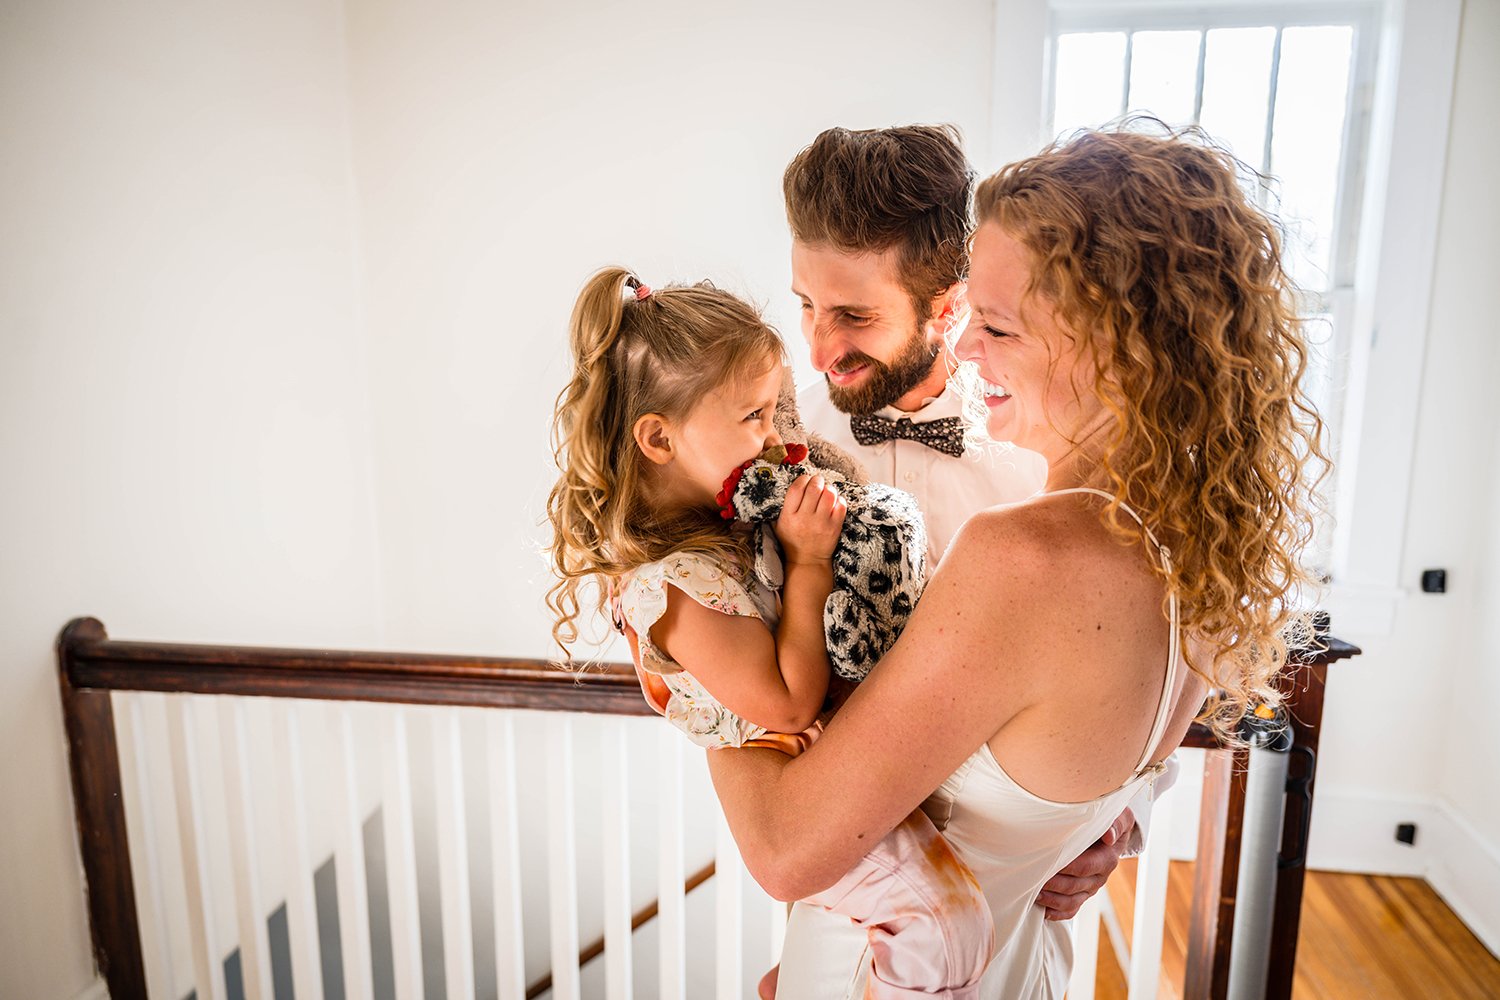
xmin=546 ymin=267 xmax=994 ymax=999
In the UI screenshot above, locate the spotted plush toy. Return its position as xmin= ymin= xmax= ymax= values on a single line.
xmin=715 ymin=440 xmax=928 ymax=681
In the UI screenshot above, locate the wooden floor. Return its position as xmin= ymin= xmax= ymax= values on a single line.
xmin=1090 ymin=859 xmax=1500 ymax=999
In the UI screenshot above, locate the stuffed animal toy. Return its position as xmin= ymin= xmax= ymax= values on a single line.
xmin=714 ymin=372 xmax=928 ymax=680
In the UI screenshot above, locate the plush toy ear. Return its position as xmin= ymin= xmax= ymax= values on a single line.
xmin=751 ymin=524 xmax=784 ymax=590
xmin=772 ymin=365 xmax=809 ymax=449
xmin=771 ymin=364 xmax=870 ymax=485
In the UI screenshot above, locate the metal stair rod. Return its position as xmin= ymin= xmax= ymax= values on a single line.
xmin=1227 ymin=706 xmax=1293 ymax=1000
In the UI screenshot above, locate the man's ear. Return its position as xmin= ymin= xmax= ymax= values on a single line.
xmin=928 ymin=282 xmax=967 ymax=339
xmin=633 ymin=413 xmax=675 ymax=466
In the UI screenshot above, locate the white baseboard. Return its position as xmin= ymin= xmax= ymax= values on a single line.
xmin=1426 ymin=800 xmax=1500 ymax=959
xmin=71 ymin=978 xmax=108 ymax=1000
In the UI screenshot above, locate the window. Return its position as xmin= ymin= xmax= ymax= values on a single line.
xmin=1046 ymin=2 xmax=1382 ymax=570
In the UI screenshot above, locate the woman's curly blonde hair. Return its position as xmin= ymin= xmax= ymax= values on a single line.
xmin=545 ymin=267 xmax=786 ymax=662
xmin=974 ymin=122 xmax=1328 ymax=741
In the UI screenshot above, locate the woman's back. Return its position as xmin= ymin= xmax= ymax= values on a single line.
xmin=978 ymin=491 xmax=1206 ymax=802
xmin=935 ymin=490 xmax=1204 ymax=997
xmin=774 ymin=491 xmax=1205 ymax=999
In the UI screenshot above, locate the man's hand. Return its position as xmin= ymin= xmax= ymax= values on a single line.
xmin=1036 ymin=807 xmax=1134 ymax=921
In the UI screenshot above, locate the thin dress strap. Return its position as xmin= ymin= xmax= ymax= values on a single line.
xmin=1039 ymin=487 xmax=1181 ymax=778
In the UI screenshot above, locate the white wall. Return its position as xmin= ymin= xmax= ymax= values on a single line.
xmin=341 ymin=0 xmax=1001 ymax=662
xmin=0 ymin=2 xmax=384 ymax=997
xmin=1426 ymin=0 xmax=1500 ymax=951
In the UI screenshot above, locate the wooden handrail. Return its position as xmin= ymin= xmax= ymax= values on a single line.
xmin=59 ymin=616 xmax=1358 ymax=730
xmin=58 ymin=616 xmax=1358 ymax=1000
xmin=59 ymin=616 xmax=654 ymax=716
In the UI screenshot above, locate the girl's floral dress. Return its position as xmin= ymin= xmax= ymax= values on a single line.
xmin=618 ymin=551 xmax=779 ymax=749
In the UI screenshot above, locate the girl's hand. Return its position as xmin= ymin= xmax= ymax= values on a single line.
xmin=774 ymin=474 xmax=846 ymax=565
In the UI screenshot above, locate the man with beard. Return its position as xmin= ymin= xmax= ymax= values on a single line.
xmin=757 ymin=123 xmax=1164 ymax=1000
xmin=787 ymin=125 xmax=1047 ymax=560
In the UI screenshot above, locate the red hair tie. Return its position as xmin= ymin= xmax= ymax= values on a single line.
xmin=634 ymin=282 xmax=653 ymax=301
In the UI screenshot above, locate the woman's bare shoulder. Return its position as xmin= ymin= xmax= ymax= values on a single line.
xmin=943 ymin=497 xmax=1121 ymax=588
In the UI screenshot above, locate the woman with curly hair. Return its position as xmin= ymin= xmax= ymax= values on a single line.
xmin=707 ymin=124 xmax=1326 ymax=998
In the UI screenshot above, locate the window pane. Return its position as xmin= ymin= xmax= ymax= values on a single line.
xmin=1127 ymin=30 xmax=1202 ymax=127
xmin=1198 ymin=27 xmax=1277 ymax=169
xmin=1270 ymin=26 xmax=1355 ymax=292
xmin=1052 ymin=32 xmax=1127 ymax=134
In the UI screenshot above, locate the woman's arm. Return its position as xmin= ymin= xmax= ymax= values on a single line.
xmin=707 ymin=510 xmax=1058 ymax=900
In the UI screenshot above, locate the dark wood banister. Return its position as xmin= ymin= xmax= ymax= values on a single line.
xmin=58 ymin=615 xmax=1358 ymax=1000
xmin=60 ymin=616 xmax=654 ymax=716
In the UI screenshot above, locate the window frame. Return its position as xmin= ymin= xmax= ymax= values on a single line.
xmin=1028 ymin=0 xmax=1462 ymax=638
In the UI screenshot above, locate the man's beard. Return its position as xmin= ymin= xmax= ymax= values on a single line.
xmin=825 ymin=330 xmax=943 ymax=415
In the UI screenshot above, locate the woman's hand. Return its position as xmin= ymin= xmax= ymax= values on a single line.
xmin=774 ymin=474 xmax=846 ymax=565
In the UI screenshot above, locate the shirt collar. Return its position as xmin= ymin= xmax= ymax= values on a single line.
xmin=874 ymin=384 xmax=966 ymax=422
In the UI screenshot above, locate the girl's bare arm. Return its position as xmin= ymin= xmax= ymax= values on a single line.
xmin=654 ymin=474 xmax=845 ymax=735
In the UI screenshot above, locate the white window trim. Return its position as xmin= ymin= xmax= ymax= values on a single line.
xmin=995 ymin=0 xmax=1462 ymax=639
xmin=1324 ymin=0 xmax=1462 ymax=638
xmin=1050 ymin=0 xmax=1383 ymax=34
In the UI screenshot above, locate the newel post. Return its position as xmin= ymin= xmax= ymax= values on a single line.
xmin=58 ymin=617 xmax=148 ymax=998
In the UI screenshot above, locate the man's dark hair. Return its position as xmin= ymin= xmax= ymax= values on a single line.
xmin=783 ymin=124 xmax=975 ymax=324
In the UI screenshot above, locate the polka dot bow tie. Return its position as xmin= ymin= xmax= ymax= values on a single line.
xmin=849 ymin=414 xmax=966 ymax=458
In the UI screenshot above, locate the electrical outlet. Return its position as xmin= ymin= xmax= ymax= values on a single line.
xmin=1396 ymin=822 xmax=1417 ymax=846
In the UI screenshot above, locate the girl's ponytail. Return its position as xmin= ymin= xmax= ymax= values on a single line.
xmin=547 ymin=267 xmax=636 ymax=653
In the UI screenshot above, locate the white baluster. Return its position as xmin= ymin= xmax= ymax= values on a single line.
xmin=432 ymin=711 xmax=476 ymax=998
xmin=167 ymin=695 xmax=223 ymax=1000
xmin=220 ymin=698 xmax=272 ymax=998
xmin=657 ymin=728 xmax=686 ymax=1000
xmin=277 ymin=704 xmax=324 ymax=1000
xmin=1068 ymin=894 xmax=1102 ymax=1000
xmin=715 ymin=809 xmax=743 ymax=1000
xmin=546 ymin=715 xmax=582 ymax=1000
xmin=1127 ymin=779 xmax=1178 ymax=1000
xmin=381 ymin=709 xmax=423 ymax=1000
xmin=117 ymin=694 xmax=178 ymax=999
xmin=601 ymin=719 xmax=634 ymax=1000
xmin=487 ymin=714 xmax=526 ymax=1000
xmin=332 ymin=705 xmax=374 ymax=999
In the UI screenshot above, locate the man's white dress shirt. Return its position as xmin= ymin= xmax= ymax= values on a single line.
xmin=798 ymin=382 xmax=1047 ymax=562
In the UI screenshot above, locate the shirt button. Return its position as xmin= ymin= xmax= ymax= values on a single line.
xmin=904 ymin=472 xmax=916 ymax=483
